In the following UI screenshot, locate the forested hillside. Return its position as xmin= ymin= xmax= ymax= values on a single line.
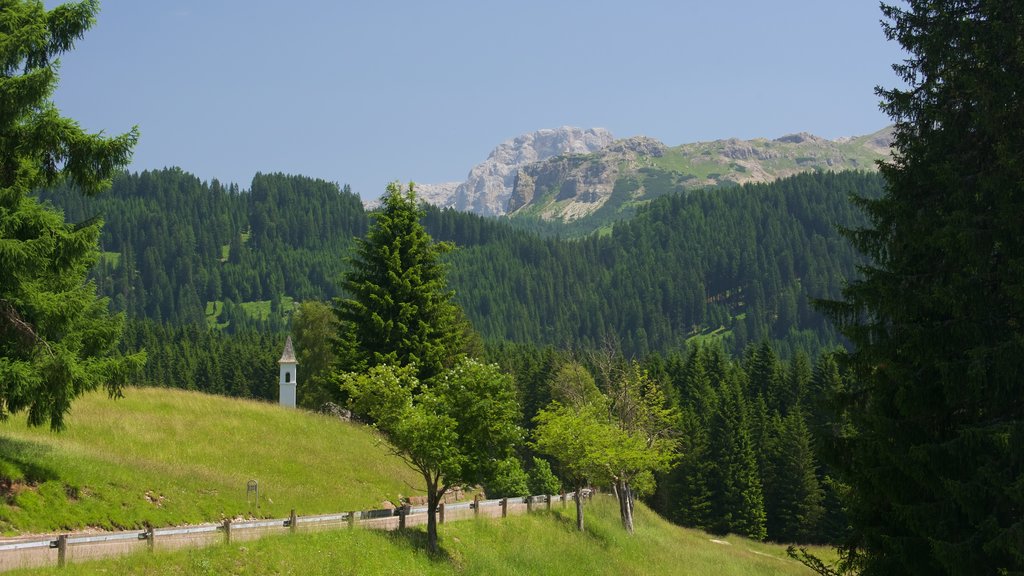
xmin=37 ymin=167 xmax=883 ymax=545
xmin=448 ymin=171 xmax=879 ymax=357
xmin=40 ymin=169 xmax=367 ymax=327
xmin=42 ymin=169 xmax=879 ymax=362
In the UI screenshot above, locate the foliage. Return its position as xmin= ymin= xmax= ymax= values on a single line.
xmin=599 ymin=361 xmax=680 ymax=534
xmin=340 ymin=359 xmax=522 ymax=552
xmin=445 ymin=171 xmax=880 ymax=357
xmin=290 ymin=300 xmax=340 ymax=408
xmin=533 ymin=359 xmax=679 ymax=534
xmin=527 ymin=456 xmax=561 ymax=496
xmin=0 ymin=0 xmax=144 ymax=430
xmin=481 ymin=457 xmax=529 ymax=499
xmin=336 ymin=183 xmax=466 ymax=382
xmin=532 ymin=400 xmax=613 ymax=531
xmin=818 ymin=2 xmax=1024 ymax=574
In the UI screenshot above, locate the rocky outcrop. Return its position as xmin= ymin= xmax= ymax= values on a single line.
xmin=507 ymin=128 xmax=894 ymax=224
xmin=507 ymin=136 xmax=661 ymax=218
xmin=413 ymin=126 xmax=893 ymax=221
xmin=434 ymin=127 xmax=615 ymax=217
xmin=412 ymin=181 xmax=461 ymax=208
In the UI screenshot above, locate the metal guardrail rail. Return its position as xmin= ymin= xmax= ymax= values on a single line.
xmin=0 ymin=490 xmax=590 ymax=572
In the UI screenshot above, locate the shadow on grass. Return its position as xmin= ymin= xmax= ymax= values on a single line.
xmin=384 ymin=527 xmax=455 ymax=563
xmin=0 ymin=436 xmax=58 ymax=496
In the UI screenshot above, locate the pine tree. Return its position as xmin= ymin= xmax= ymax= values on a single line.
xmin=820 ymin=2 xmax=1024 ymax=573
xmin=0 ymin=0 xmax=143 ymax=430
xmin=335 ymin=182 xmax=466 ymax=381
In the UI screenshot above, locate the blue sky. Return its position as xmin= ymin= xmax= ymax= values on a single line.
xmin=51 ymin=1 xmax=906 ymax=201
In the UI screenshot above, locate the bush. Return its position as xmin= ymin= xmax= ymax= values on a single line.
xmin=528 ymin=457 xmax=562 ymax=496
xmin=482 ymin=457 xmax=529 ymax=499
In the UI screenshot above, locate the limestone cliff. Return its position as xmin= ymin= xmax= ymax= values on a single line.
xmin=416 ymin=127 xmax=615 ymax=217
xmin=413 ymin=126 xmax=892 ymax=225
xmin=506 ymin=127 xmax=893 ymax=224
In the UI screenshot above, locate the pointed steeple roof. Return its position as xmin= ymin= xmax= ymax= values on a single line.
xmin=278 ymin=336 xmax=297 ymax=364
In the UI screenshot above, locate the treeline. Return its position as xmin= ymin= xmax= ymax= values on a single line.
xmin=488 ymin=339 xmax=846 ymax=544
xmin=122 ymin=320 xmax=280 ymax=400
xmin=44 ymin=168 xmax=877 ymax=356
xmin=39 ymin=169 xmax=366 ymax=325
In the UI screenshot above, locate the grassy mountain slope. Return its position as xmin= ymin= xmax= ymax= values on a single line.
xmin=12 ymin=496 xmax=832 ymax=576
xmin=508 ymin=127 xmax=892 ymax=237
xmin=0 ymin=388 xmax=419 ymax=533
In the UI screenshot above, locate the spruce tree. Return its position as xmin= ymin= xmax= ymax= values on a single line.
xmin=763 ymin=409 xmax=824 ymax=544
xmin=821 ymin=2 xmax=1024 ymax=573
xmin=708 ymin=375 xmax=767 ymax=540
xmin=335 ymin=182 xmax=465 ymax=382
xmin=0 ymin=0 xmax=143 ymax=430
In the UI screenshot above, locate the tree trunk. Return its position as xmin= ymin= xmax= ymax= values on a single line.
xmin=426 ymin=477 xmax=439 ymax=554
xmin=575 ymin=483 xmax=585 ymax=531
xmin=617 ymin=479 xmax=635 ymax=534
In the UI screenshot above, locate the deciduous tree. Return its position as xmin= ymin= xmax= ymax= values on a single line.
xmin=341 ymin=359 xmax=521 ymax=553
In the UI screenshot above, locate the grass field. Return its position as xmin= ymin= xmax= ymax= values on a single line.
xmin=9 ymin=495 xmax=832 ymax=576
xmin=0 ymin=388 xmax=836 ymax=575
xmin=0 ymin=388 xmax=420 ymax=534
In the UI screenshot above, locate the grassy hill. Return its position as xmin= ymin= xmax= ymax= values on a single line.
xmin=11 ymin=496 xmax=833 ymax=576
xmin=0 ymin=388 xmax=420 ymax=534
xmin=0 ymin=388 xmax=835 ymax=575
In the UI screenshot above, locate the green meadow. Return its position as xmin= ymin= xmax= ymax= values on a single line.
xmin=0 ymin=388 xmax=419 ymax=533
xmin=0 ymin=388 xmax=832 ymax=574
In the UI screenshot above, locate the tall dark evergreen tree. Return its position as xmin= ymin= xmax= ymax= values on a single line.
xmin=763 ymin=409 xmax=824 ymax=544
xmin=335 ymin=182 xmax=466 ymax=381
xmin=0 ymin=0 xmax=143 ymax=429
xmin=821 ymin=2 xmax=1024 ymax=573
xmin=708 ymin=375 xmax=767 ymax=540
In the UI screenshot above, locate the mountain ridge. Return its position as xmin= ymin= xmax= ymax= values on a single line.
xmin=413 ymin=126 xmax=893 ymax=224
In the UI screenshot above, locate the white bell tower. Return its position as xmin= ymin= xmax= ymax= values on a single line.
xmin=278 ymin=336 xmax=297 ymax=408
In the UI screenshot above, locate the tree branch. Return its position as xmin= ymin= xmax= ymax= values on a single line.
xmin=0 ymin=299 xmax=54 ymax=356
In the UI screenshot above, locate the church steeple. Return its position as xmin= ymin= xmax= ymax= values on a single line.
xmin=278 ymin=336 xmax=297 ymax=408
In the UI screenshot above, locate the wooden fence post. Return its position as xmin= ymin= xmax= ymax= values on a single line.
xmin=289 ymin=509 xmax=297 ymax=533
xmin=398 ymin=505 xmax=407 ymax=530
xmin=438 ymin=502 xmax=446 ymax=525
xmin=473 ymin=494 xmax=480 ymax=517
xmin=348 ymin=511 xmax=356 ymax=529
xmin=561 ymin=491 xmax=567 ymax=508
xmin=546 ymin=495 xmax=552 ymax=510
xmin=56 ymin=535 xmax=68 ymax=568
xmin=146 ymin=525 xmax=155 ymax=552
xmin=527 ymin=496 xmax=533 ymax=513
xmin=501 ymin=498 xmax=508 ymax=518
xmin=223 ymin=519 xmax=232 ymax=544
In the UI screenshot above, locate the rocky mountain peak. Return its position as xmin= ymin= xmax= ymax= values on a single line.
xmin=443 ymin=127 xmax=615 ymax=216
